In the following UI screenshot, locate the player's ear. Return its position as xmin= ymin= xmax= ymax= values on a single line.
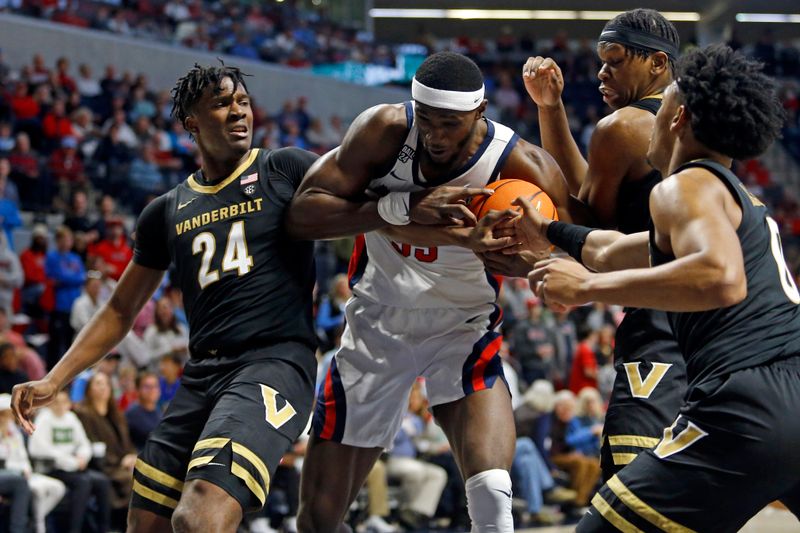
xmin=475 ymin=100 xmax=489 ymax=119
xmin=650 ymin=51 xmax=669 ymax=76
xmin=184 ymin=116 xmax=199 ymax=136
xmin=670 ymin=105 xmax=689 ymax=135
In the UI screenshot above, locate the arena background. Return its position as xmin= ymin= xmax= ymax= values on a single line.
xmin=0 ymin=0 xmax=797 ymax=531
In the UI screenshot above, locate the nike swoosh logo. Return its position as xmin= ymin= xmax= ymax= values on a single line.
xmin=389 ymin=170 xmax=405 ymax=181
xmin=494 ymin=488 xmax=512 ymax=498
xmin=178 ymin=198 xmax=197 ymax=210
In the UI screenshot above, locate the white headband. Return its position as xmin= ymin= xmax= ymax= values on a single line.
xmin=411 ymin=77 xmax=485 ymax=111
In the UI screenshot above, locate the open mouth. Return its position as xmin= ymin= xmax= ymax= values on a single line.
xmin=229 ymin=125 xmax=249 ymax=138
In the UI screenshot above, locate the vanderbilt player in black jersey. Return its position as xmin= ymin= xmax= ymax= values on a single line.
xmin=514 ymin=44 xmax=800 ymax=532
xmin=11 ymin=64 xmax=320 ymax=533
xmin=517 ymin=9 xmax=686 ymax=480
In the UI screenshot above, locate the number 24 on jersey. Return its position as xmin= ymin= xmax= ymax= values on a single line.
xmin=192 ymin=221 xmax=254 ymax=289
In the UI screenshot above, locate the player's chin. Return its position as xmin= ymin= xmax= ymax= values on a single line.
xmin=226 ymin=134 xmax=253 ymax=151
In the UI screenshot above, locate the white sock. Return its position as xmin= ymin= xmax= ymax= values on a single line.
xmin=465 ymin=469 xmax=514 ymax=533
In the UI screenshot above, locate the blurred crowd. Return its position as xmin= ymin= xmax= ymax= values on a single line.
xmin=0 ymin=2 xmax=796 ymax=531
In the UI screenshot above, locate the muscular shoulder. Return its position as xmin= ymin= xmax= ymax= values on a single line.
xmin=338 ymin=102 xmax=410 ymax=173
xmin=350 ymin=103 xmax=409 ymax=140
xmin=594 ymin=107 xmax=655 ymax=146
xmin=650 ymin=168 xmax=729 ymax=224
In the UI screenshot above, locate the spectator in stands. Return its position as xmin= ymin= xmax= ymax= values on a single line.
xmin=20 ymin=223 xmax=48 ymax=318
xmin=569 ymin=324 xmax=598 ymax=395
xmin=91 ymin=194 xmax=117 ymax=241
xmin=8 ymin=132 xmax=45 ymax=209
xmin=0 ymin=307 xmax=45 ymax=381
xmin=315 ymin=273 xmax=350 ymax=352
xmin=45 ymin=226 xmax=86 ymax=369
xmin=0 ymin=231 xmax=21 ymax=313
xmin=0 ymin=123 xmax=14 ymax=155
xmin=0 ymin=156 xmax=20 ymax=203
xmin=116 ymin=364 xmax=137 ymax=411
xmin=127 ymin=141 xmax=164 ymax=210
xmin=0 ymin=439 xmax=31 ymax=532
xmin=69 ymin=270 xmax=105 ymax=333
xmin=576 ymin=387 xmax=605 ymax=456
xmin=157 ymin=352 xmax=181 ymax=409
xmin=9 ymin=82 xmax=40 ymax=131
xmin=386 ymin=382 xmax=447 ymax=529
xmin=125 ymin=371 xmax=161 ymax=450
xmin=360 ymin=460 xmax=398 ymax=533
xmin=102 ymin=108 xmax=138 ymax=149
xmin=63 ymin=189 xmax=95 ymax=237
xmin=549 ymin=390 xmax=601 ymax=507
xmin=88 ymin=217 xmax=131 ymax=280
xmin=75 ymin=63 xmax=101 ymax=103
xmin=144 ymin=296 xmax=189 ymax=364
xmin=47 ymin=135 xmax=86 ymax=189
xmin=512 ymin=434 xmax=576 ymax=526
xmin=0 ymin=394 xmax=66 ymax=533
xmin=42 ymin=98 xmax=75 ymax=147
xmin=29 ymin=390 xmax=111 ymax=533
xmin=510 ymin=300 xmax=560 ymax=384
xmin=0 ymin=342 xmax=28 ymax=393
xmin=74 ymin=372 xmax=136 ymax=522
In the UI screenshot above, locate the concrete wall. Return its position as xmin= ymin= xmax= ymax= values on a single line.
xmin=0 ymin=13 xmax=407 ymax=121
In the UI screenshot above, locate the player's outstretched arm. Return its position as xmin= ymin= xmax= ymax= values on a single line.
xmin=11 ymin=263 xmax=164 ymax=434
xmin=509 ymin=195 xmax=649 ymax=272
xmin=522 ymin=56 xmax=586 ymax=195
xmin=528 ymin=168 xmax=747 ymax=311
xmin=286 ymin=104 xmax=490 ymax=240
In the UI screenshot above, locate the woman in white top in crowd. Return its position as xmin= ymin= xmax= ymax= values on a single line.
xmin=143 ymin=296 xmax=189 ymax=364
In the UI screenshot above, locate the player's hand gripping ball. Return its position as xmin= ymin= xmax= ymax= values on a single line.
xmin=468 ymin=179 xmax=558 ymax=254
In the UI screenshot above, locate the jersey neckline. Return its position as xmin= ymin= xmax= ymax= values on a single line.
xmin=187 ymin=149 xmax=259 ymax=194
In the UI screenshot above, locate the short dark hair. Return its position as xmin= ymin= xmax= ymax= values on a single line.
xmin=603 ymin=9 xmax=680 ymax=67
xmin=414 ymin=52 xmax=483 ymax=92
xmin=135 ymin=371 xmax=159 ymax=389
xmin=170 ymin=62 xmax=250 ymax=130
xmin=676 ymin=44 xmax=785 ymax=160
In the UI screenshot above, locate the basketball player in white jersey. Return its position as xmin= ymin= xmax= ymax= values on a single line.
xmin=287 ymin=52 xmax=570 ymax=532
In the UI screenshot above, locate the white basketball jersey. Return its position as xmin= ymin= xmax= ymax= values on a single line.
xmin=349 ymin=101 xmax=520 ymax=309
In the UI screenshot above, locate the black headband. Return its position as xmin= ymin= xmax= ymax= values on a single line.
xmin=599 ymin=26 xmax=679 ymax=59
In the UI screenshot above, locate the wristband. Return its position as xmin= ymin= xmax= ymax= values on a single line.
xmin=377 ymin=191 xmax=411 ymax=226
xmin=546 ymin=221 xmax=595 ymax=263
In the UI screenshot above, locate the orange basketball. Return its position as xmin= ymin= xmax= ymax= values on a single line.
xmin=469 ymin=178 xmax=559 ymax=221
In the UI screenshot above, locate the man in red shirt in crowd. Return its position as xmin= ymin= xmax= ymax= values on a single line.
xmin=569 ymin=325 xmax=598 ymax=395
xmin=20 ymin=224 xmax=49 ymax=318
xmin=88 ymin=218 xmax=131 ymax=280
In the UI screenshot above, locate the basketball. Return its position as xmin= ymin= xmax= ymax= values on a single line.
xmin=469 ymin=178 xmax=559 ymax=221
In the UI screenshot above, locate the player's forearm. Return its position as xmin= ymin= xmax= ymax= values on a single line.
xmin=379 ymin=223 xmax=468 ymax=248
xmin=581 ymin=253 xmax=747 ymax=311
xmin=47 ymin=301 xmax=137 ymax=390
xmin=581 ymin=230 xmax=650 ymax=272
xmin=286 ymin=188 xmax=387 ymax=240
xmin=538 ymin=102 xmax=587 ymax=195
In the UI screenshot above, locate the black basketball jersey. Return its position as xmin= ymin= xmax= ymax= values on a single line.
xmin=616 ymin=96 xmax=662 ymax=234
xmin=133 ymin=147 xmax=319 ymax=359
xmin=649 ymin=159 xmax=800 ymax=388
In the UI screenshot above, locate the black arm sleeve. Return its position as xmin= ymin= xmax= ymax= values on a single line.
xmin=268 ymin=147 xmax=320 ymax=204
xmin=133 ymin=194 xmax=171 ymax=270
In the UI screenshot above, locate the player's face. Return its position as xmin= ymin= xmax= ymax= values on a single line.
xmin=647 ymin=82 xmax=680 ymax=175
xmin=415 ymin=103 xmax=481 ymax=165
xmin=188 ymin=76 xmax=253 ymax=158
xmin=596 ymin=43 xmax=653 ymax=109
